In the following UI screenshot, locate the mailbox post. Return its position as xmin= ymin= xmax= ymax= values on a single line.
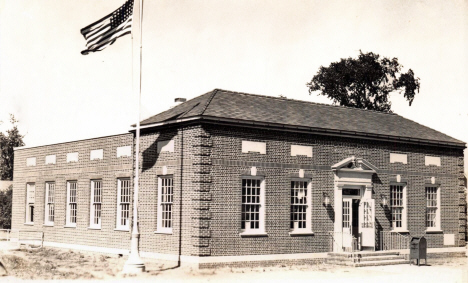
xmin=409 ymin=236 xmax=427 ymax=266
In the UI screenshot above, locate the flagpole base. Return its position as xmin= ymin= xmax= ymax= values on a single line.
xmin=122 ymin=233 xmax=145 ymax=274
xmin=123 ymin=253 xmax=145 ymax=274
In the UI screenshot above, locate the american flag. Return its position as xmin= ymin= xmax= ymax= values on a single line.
xmin=80 ymin=0 xmax=134 ymax=55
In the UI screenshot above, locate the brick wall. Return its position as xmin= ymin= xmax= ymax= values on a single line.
xmin=203 ymin=124 xmax=465 ymax=256
xmin=12 ymin=133 xmax=134 ymax=251
xmin=11 ymin=122 xmax=466 ymax=260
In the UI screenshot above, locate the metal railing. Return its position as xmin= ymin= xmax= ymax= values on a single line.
xmin=380 ymin=231 xmax=410 ymax=250
xmin=329 ymin=231 xmax=360 ymax=253
xmin=0 ymin=229 xmax=11 ymax=241
xmin=0 ymin=229 xmax=43 ymax=248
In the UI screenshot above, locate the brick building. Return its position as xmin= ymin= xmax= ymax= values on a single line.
xmin=11 ymin=89 xmax=467 ymax=267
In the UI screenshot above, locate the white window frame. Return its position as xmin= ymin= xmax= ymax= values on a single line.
xmin=116 ymin=178 xmax=131 ymax=230
xmin=65 ymin=181 xmax=77 ymax=227
xmin=156 ymin=176 xmax=174 ymax=234
xmin=390 ymin=184 xmax=407 ymax=232
xmin=44 ymin=182 xmax=55 ymax=226
xmin=240 ymin=176 xmax=266 ymax=236
xmin=25 ymin=183 xmax=35 ymax=224
xmin=425 ymin=186 xmax=441 ymax=231
xmin=89 ymin=180 xmax=102 ymax=229
xmin=289 ymin=179 xmax=312 ymax=234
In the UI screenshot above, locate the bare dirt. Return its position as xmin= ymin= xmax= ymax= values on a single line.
xmin=0 ymin=247 xmax=466 ymax=282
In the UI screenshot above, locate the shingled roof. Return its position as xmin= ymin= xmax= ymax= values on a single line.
xmin=139 ymin=89 xmax=465 ymax=147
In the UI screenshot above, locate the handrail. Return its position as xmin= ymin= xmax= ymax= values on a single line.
xmin=380 ymin=231 xmax=410 ymax=250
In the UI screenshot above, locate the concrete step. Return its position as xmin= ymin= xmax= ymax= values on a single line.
xmin=327 ymin=251 xmax=400 ymax=258
xmin=354 ymin=259 xmax=409 ymax=267
xmin=359 ymin=255 xmax=406 ymax=262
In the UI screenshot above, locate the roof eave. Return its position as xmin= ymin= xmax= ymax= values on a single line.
xmin=130 ymin=116 xmax=466 ymax=149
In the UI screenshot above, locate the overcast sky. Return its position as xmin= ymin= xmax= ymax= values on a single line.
xmin=0 ymin=0 xmax=467 ymax=171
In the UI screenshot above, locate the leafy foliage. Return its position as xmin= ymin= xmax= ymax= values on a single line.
xmin=307 ymin=51 xmax=420 ymax=112
xmin=0 ymin=114 xmax=25 ymax=180
xmin=0 ymin=185 xmax=12 ymax=229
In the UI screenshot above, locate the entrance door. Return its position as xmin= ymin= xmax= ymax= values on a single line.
xmin=359 ymin=198 xmax=375 ymax=250
xmin=342 ymin=198 xmax=353 ymax=250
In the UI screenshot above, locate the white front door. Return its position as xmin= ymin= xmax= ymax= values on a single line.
xmin=342 ymin=198 xmax=353 ymax=249
xmin=359 ymin=198 xmax=375 ymax=250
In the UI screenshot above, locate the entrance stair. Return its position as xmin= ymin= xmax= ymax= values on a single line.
xmin=327 ymin=251 xmax=408 ymax=267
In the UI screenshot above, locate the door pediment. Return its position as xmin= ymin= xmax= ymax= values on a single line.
xmin=332 ymin=156 xmax=378 ymax=173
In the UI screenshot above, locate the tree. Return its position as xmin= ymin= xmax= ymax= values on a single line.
xmin=0 ymin=114 xmax=25 ymax=180
xmin=307 ymin=51 xmax=420 ymax=113
xmin=0 ymin=185 xmax=12 ymax=229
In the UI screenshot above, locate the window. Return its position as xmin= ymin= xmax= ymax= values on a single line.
xmin=66 ymin=181 xmax=77 ymax=227
xmin=426 ymin=186 xmax=440 ymax=230
xmin=25 ymin=183 xmax=35 ymax=223
xmin=157 ymin=177 xmax=173 ymax=233
xmin=290 ymin=180 xmax=312 ymax=233
xmin=90 ymin=180 xmax=102 ymax=229
xmin=116 ymin=178 xmax=131 ymax=230
xmin=44 ymin=182 xmax=55 ymax=225
xmin=390 ymin=184 xmax=407 ymax=231
xmin=241 ymin=177 xmax=265 ymax=234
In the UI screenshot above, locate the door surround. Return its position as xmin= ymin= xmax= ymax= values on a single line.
xmin=332 ymin=156 xmax=377 ymax=251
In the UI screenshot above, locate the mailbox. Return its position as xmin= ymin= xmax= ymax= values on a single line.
xmin=409 ymin=236 xmax=427 ymax=266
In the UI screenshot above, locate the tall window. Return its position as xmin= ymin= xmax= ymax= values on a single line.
xmin=157 ymin=177 xmax=173 ymax=233
xmin=390 ymin=184 xmax=406 ymax=230
xmin=116 ymin=178 xmax=131 ymax=230
xmin=426 ymin=186 xmax=440 ymax=230
xmin=66 ymin=181 xmax=77 ymax=227
xmin=90 ymin=180 xmax=102 ymax=229
xmin=44 ymin=182 xmax=55 ymax=225
xmin=25 ymin=183 xmax=35 ymax=224
xmin=241 ymin=177 xmax=265 ymax=234
xmin=290 ymin=180 xmax=311 ymax=232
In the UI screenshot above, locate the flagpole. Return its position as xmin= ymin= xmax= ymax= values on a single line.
xmin=123 ymin=0 xmax=145 ymax=274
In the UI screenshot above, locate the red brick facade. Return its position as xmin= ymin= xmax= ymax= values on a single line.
xmin=12 ymin=122 xmax=466 ymax=265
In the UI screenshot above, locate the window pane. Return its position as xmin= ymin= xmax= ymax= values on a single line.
xmin=241 ymin=178 xmax=261 ymax=230
xmin=160 ymin=177 xmax=173 ymax=228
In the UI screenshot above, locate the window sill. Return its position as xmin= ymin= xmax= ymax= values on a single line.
xmin=154 ymin=230 xmax=172 ymax=235
xmin=289 ymin=231 xmax=314 ymax=236
xmin=425 ymin=229 xmax=443 ymax=234
xmin=24 ymin=223 xmax=34 ymax=226
xmin=64 ymin=225 xmax=76 ymax=228
xmin=43 ymin=224 xmax=54 ymax=227
xmin=114 ymin=228 xmax=130 ymax=232
xmin=87 ymin=227 xmax=101 ymax=230
xmin=239 ymin=232 xmax=268 ymax=237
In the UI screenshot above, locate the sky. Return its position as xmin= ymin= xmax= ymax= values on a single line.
xmin=0 ymin=0 xmax=467 ymax=172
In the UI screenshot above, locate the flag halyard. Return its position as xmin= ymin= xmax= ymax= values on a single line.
xmin=80 ymin=0 xmax=134 ymax=55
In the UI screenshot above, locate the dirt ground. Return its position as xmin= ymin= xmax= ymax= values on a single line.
xmin=0 ymin=247 xmax=466 ymax=282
